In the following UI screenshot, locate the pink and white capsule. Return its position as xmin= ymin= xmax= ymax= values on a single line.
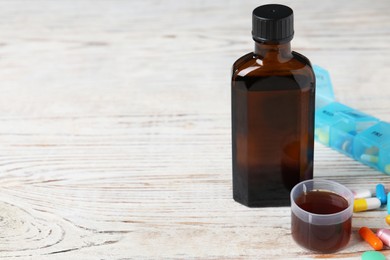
xmin=352 ymin=189 xmax=372 ymax=199
xmin=376 ymin=229 xmax=390 ymax=247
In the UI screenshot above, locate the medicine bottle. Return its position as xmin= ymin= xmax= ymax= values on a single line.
xmin=231 ymin=4 xmax=315 ymax=207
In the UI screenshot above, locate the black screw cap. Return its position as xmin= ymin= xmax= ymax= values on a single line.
xmin=252 ymin=4 xmax=294 ymax=44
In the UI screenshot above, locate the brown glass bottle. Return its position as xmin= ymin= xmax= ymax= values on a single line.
xmin=231 ymin=4 xmax=315 ymax=207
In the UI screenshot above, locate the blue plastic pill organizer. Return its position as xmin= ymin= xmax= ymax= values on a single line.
xmin=313 ymin=65 xmax=335 ymax=109
xmin=313 ymin=65 xmax=390 ymax=175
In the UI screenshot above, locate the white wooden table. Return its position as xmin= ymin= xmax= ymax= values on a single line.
xmin=1 ymin=0 xmax=390 ymax=259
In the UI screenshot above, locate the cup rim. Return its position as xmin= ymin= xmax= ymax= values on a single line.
xmin=290 ymin=179 xmax=354 ymax=218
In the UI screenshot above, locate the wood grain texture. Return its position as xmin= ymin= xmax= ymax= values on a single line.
xmin=0 ymin=0 xmax=390 ymax=259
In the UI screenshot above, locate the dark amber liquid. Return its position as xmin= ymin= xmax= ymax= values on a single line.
xmin=232 ymin=46 xmax=315 ymax=207
xmin=291 ymin=190 xmax=351 ymax=253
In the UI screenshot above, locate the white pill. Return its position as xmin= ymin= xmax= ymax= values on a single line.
xmin=361 ymin=154 xmax=379 ymax=163
xmin=352 ymin=189 xmax=372 ymax=199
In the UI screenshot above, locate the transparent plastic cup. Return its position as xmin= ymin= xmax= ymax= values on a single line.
xmin=290 ymin=179 xmax=354 ymax=253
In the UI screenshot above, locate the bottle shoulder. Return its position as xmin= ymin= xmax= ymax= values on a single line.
xmin=231 ymin=51 xmax=315 ymax=91
xmin=232 ymin=51 xmax=315 ymax=82
xmin=232 ymin=52 xmax=257 ymax=79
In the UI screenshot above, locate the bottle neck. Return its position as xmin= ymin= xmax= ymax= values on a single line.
xmin=254 ymin=41 xmax=293 ymax=62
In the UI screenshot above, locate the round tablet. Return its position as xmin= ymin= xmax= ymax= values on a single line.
xmin=362 ymin=251 xmax=385 ymax=260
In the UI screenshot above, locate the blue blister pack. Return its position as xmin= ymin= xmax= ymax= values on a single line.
xmin=314 ymin=65 xmax=389 ymax=175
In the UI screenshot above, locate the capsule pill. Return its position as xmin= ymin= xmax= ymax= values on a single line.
xmin=361 ymin=154 xmax=379 ymax=164
xmin=386 ymin=215 xmax=390 ymax=225
xmin=365 ymin=146 xmax=379 ymax=155
xmin=376 ymin=229 xmax=390 ymax=247
xmin=385 ymin=165 xmax=390 ymax=175
xmin=359 ymin=227 xmax=383 ymax=251
xmin=376 ymin=184 xmax=387 ymax=205
xmin=352 ymin=189 xmax=372 ymax=199
xmin=316 ymin=128 xmax=329 ymax=145
xmin=354 ymin=198 xmax=381 ymax=212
